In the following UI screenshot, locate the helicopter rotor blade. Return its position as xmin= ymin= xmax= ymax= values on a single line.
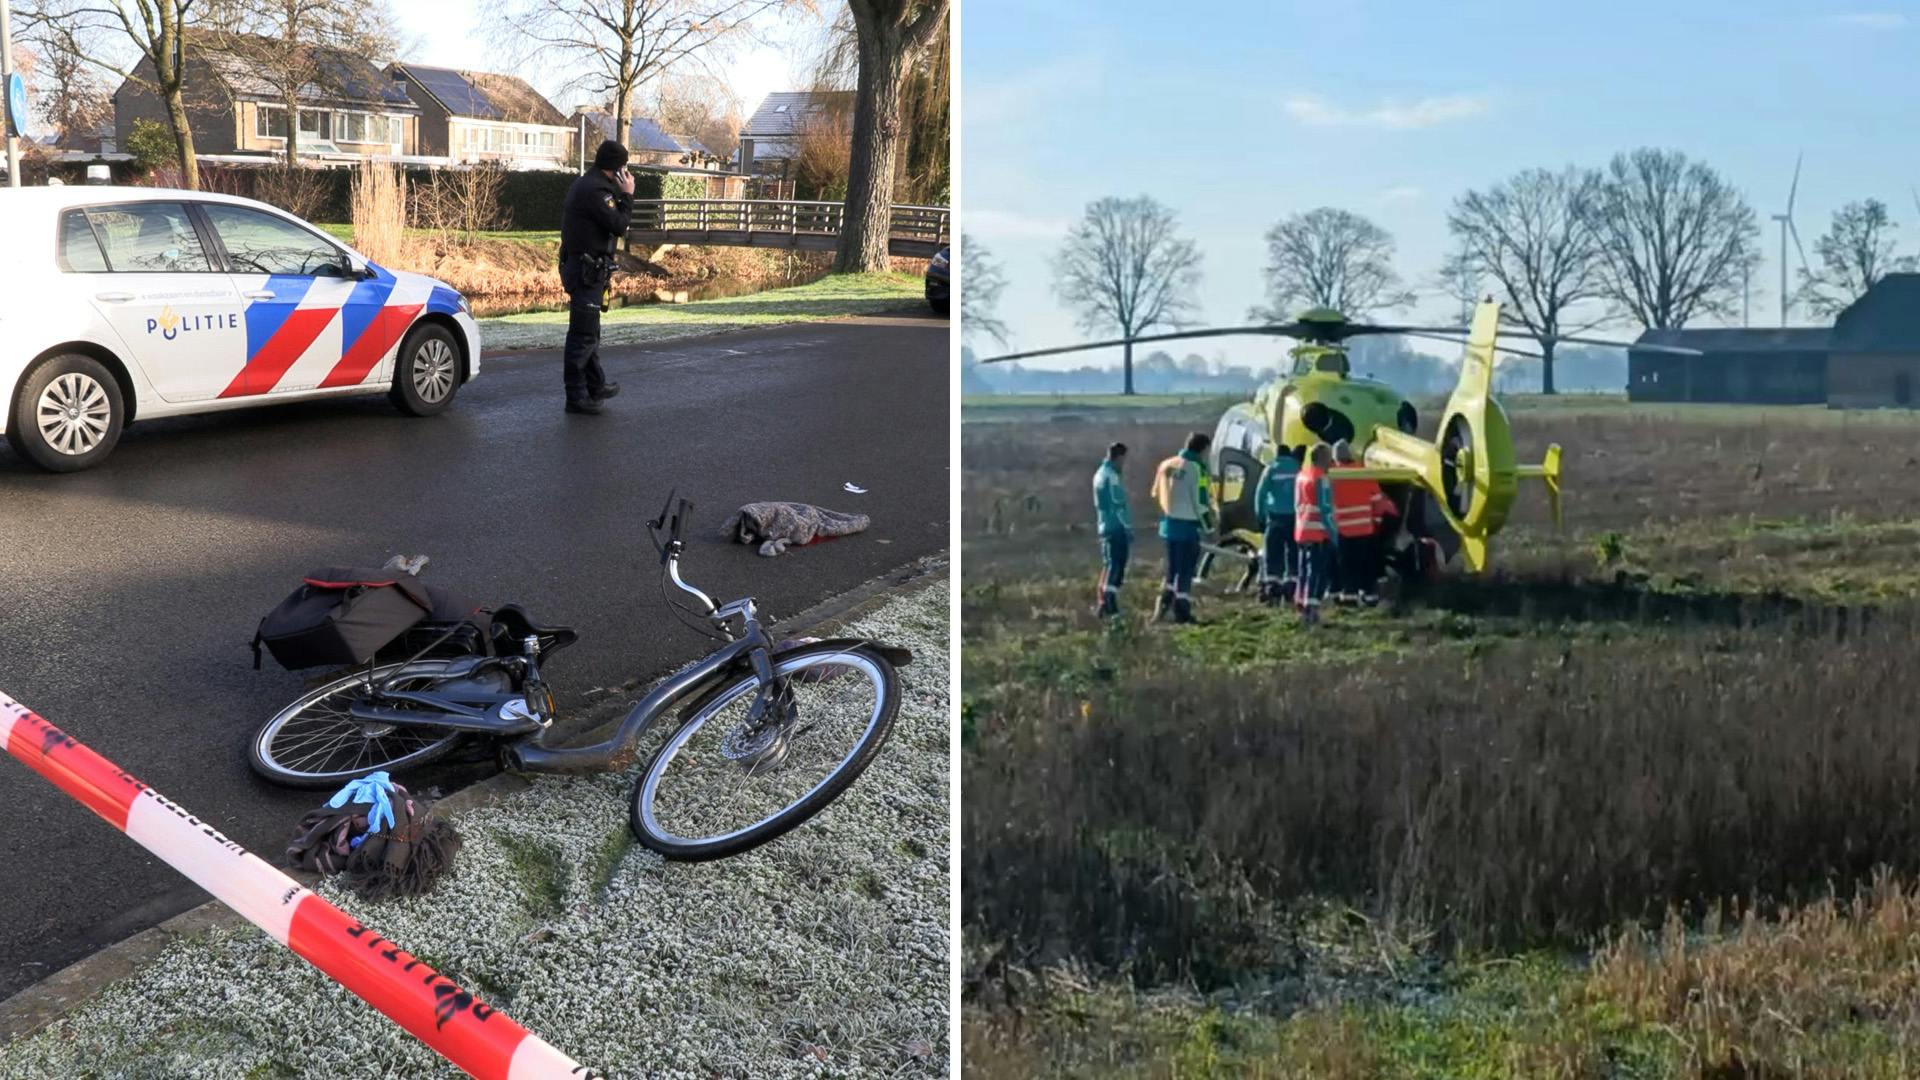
xmin=975 ymin=325 xmax=1305 ymax=364
xmin=1393 ymin=329 xmax=1544 ymax=359
xmin=1362 ymin=322 xmax=1702 ymax=357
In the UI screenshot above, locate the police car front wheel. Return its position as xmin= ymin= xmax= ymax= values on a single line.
xmin=389 ymin=322 xmax=461 ymax=417
xmin=8 ymin=354 xmax=126 ymax=473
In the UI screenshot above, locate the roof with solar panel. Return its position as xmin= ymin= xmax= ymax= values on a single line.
xmin=394 ymin=65 xmax=569 ymax=126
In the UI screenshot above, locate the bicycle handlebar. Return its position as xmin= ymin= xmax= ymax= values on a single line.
xmin=648 ymin=491 xmax=727 ymax=621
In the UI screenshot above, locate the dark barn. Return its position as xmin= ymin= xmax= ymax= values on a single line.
xmin=1628 ymin=273 xmax=1920 ymax=408
xmin=1828 ymin=273 xmax=1920 ymax=409
xmin=1628 ymin=328 xmax=1830 ymax=404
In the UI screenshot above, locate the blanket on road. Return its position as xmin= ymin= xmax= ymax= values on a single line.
xmin=722 ymin=501 xmax=871 ymax=556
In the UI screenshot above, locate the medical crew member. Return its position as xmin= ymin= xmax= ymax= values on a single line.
xmin=1093 ymin=442 xmax=1132 ymax=617
xmin=1293 ymin=443 xmax=1338 ymax=624
xmin=1253 ymin=445 xmax=1302 ymax=604
xmin=1151 ymin=432 xmax=1213 ymax=623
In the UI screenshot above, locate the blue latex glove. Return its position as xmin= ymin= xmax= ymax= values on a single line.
xmin=327 ymin=770 xmax=397 ymax=835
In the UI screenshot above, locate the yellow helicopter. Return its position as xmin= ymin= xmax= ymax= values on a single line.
xmin=980 ymin=299 xmax=1694 ymax=576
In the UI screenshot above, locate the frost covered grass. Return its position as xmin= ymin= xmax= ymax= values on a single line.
xmin=0 ymin=584 xmax=950 ymax=1079
xmin=478 ymin=273 xmax=928 ymax=352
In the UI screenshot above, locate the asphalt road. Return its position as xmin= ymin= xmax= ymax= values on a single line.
xmin=0 ymin=311 xmax=949 ymax=1000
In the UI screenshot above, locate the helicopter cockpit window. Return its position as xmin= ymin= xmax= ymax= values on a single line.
xmin=1315 ymin=354 xmax=1349 ymax=375
xmin=1241 ymin=418 xmax=1267 ymax=454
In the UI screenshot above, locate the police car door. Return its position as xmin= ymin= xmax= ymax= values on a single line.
xmin=198 ymin=202 xmax=373 ymax=397
xmin=70 ymin=202 xmax=245 ymax=404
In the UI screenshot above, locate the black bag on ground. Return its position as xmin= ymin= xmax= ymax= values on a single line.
xmin=252 ymin=567 xmax=435 ymax=670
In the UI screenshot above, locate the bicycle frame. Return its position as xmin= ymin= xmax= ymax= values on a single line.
xmin=506 ymin=617 xmax=772 ymax=775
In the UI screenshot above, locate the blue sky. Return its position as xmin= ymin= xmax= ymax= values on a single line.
xmin=962 ymin=0 xmax=1920 ymax=369
xmin=390 ymin=2 xmax=813 ymax=119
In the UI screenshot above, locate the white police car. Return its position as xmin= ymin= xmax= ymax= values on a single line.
xmin=0 ymin=187 xmax=481 ymax=472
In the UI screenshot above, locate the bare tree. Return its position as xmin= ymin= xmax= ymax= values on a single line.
xmin=485 ymin=0 xmax=796 ymax=155
xmin=1798 ymin=198 xmax=1914 ymax=317
xmin=1448 ymin=167 xmax=1607 ymax=394
xmin=791 ymin=103 xmax=852 ymax=199
xmin=1433 ymin=249 xmax=1482 ymax=326
xmin=833 ymin=0 xmax=947 ymax=272
xmin=22 ymin=19 xmax=110 ymax=142
xmin=810 ymin=1 xmax=947 ymax=205
xmin=1588 ymin=147 xmax=1760 ymax=329
xmin=201 ymin=0 xmax=400 ymax=169
xmin=650 ymin=69 xmax=740 ymax=166
xmin=1251 ymin=207 xmax=1416 ymax=321
xmin=1053 ymin=195 xmax=1204 ymax=396
xmin=20 ymin=0 xmax=204 ymax=187
xmin=960 ymin=233 xmax=1008 ymax=346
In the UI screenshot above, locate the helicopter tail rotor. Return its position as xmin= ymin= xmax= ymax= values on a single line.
xmin=1513 ymin=444 xmax=1563 ymax=531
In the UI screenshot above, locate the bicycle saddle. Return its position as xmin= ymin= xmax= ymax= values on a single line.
xmin=490 ymin=604 xmax=579 ymax=655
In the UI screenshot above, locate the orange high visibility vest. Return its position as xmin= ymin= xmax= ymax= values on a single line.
xmin=1293 ymin=467 xmax=1330 ymax=543
xmin=1330 ymin=463 xmax=1382 ymax=538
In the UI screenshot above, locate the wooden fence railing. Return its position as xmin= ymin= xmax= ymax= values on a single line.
xmin=629 ymin=199 xmax=950 ymax=248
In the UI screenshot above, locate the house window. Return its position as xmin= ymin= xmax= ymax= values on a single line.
xmin=334 ymin=111 xmax=372 ymax=143
xmin=256 ymin=104 xmax=288 ymax=139
xmin=298 ymin=109 xmax=327 ymax=138
xmin=774 ymin=104 xmax=788 ymax=112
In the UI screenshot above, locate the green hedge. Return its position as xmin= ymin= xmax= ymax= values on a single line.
xmin=234 ymin=165 xmax=585 ymax=228
xmin=137 ymin=163 xmax=713 ymax=229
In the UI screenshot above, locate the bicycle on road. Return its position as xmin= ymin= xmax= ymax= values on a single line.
xmin=248 ymin=494 xmax=911 ymax=861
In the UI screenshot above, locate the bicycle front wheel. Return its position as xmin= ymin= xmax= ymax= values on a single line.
xmin=631 ymin=642 xmax=900 ymax=860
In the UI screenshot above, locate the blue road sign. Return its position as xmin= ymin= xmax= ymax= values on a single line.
xmin=4 ymin=74 xmax=25 ymax=138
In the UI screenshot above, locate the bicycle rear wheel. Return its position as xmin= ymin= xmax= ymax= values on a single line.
xmin=249 ymin=661 xmax=466 ymax=789
xmin=631 ymin=642 xmax=899 ymax=860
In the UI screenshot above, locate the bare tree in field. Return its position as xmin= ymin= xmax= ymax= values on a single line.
xmin=1251 ymin=207 xmax=1416 ymax=321
xmin=20 ymin=0 xmax=204 ymax=187
xmin=1589 ymin=148 xmax=1760 ymax=329
xmin=1797 ymin=198 xmax=1914 ymax=317
xmin=201 ymin=0 xmax=400 ymax=170
xmin=960 ymin=233 xmax=1008 ymax=346
xmin=1448 ymin=167 xmax=1606 ymax=394
xmin=1433 ymin=249 xmax=1482 ymax=326
xmin=1054 ymin=196 xmax=1204 ymax=396
xmin=833 ymin=0 xmax=948 ymax=272
xmin=485 ymin=0 xmax=797 ymax=152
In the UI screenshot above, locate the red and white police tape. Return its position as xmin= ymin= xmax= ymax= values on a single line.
xmin=0 ymin=690 xmax=592 ymax=1079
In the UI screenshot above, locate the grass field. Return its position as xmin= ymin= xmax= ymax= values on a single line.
xmin=961 ymin=394 xmax=1920 ymax=1077
xmin=476 ymin=272 xmax=927 ymax=351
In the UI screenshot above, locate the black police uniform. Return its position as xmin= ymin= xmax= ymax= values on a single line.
xmin=557 ymin=169 xmax=633 ymax=405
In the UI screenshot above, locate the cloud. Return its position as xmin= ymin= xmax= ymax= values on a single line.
xmin=964 ymin=208 xmax=1073 ymax=243
xmin=1379 ymin=185 xmax=1424 ymax=204
xmin=1283 ymin=93 xmax=1490 ymax=130
xmin=1830 ymin=11 xmax=1908 ymax=27
xmin=967 ymin=51 xmax=1107 ymax=130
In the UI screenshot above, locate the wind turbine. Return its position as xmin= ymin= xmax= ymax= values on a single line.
xmin=1772 ymin=154 xmax=1811 ymax=326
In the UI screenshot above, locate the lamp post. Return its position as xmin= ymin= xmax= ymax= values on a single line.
xmin=575 ymin=103 xmax=596 ymax=173
xmin=1 ymin=0 xmax=20 ymax=187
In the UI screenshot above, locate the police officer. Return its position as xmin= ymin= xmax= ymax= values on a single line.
xmin=557 ymin=139 xmax=636 ymax=414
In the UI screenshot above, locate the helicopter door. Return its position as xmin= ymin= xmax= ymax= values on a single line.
xmin=1215 ymin=447 xmax=1263 ymax=539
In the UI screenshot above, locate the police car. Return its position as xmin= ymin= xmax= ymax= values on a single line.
xmin=0 ymin=187 xmax=481 ymax=472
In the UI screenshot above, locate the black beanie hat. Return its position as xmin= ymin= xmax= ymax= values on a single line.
xmin=594 ymin=139 xmax=629 ymax=171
